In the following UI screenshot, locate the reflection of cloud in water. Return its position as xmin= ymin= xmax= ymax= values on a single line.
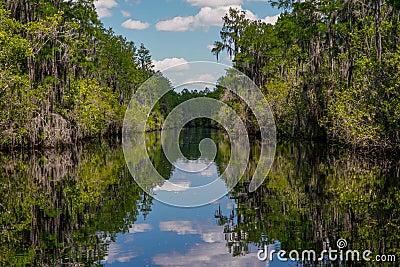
xmin=153 ymin=161 xmax=219 ymax=193
xmin=152 ymin=242 xmax=268 ymax=267
xmin=200 ymin=166 xmax=217 ymax=177
xmin=159 ymin=220 xmax=198 ymax=235
xmin=128 ymin=223 xmax=153 ymax=233
xmin=153 ymin=181 xmax=191 ymax=192
xmin=124 ymin=234 xmax=135 ymax=243
xmin=105 ymin=243 xmax=137 ymax=264
xmin=148 ymin=155 xmax=227 ymax=205
xmin=173 ymin=159 xmax=212 ymax=173
xmin=174 ymin=171 xmax=186 ymax=179
xmin=154 ymin=220 xmax=284 ymax=266
xmin=201 ymin=231 xmax=224 ymax=243
xmin=171 ymin=161 xmax=218 ymax=180
xmin=159 ymin=220 xmax=223 ymax=243
xmin=226 ymin=201 xmax=236 ymax=210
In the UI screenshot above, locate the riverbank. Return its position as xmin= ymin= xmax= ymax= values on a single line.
xmin=0 ymin=121 xmax=400 ymax=158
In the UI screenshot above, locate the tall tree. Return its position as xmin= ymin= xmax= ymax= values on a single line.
xmin=137 ymin=43 xmax=153 ymax=73
xmin=212 ymin=8 xmax=249 ymax=60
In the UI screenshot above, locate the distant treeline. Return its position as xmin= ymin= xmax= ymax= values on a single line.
xmin=147 ymin=86 xmax=225 ymax=131
xmin=212 ymin=0 xmax=400 ymax=149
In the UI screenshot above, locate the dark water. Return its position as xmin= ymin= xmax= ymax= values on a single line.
xmin=0 ymin=128 xmax=399 ymax=266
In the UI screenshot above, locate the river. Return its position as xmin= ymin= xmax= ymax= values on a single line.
xmin=0 ymin=128 xmax=399 ymax=266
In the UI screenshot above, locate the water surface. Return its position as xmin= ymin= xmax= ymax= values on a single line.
xmin=0 ymin=128 xmax=399 ymax=266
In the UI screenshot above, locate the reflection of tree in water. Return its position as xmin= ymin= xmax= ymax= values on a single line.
xmin=144 ymin=126 xmax=231 ymax=179
xmin=0 ymin=144 xmax=152 ymax=266
xmin=216 ymin=141 xmax=400 ymax=263
xmin=215 ymin=204 xmax=249 ymax=257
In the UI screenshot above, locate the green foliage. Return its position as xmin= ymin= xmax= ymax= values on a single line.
xmin=144 ymin=83 xmax=223 ymax=131
xmin=0 ymin=1 xmax=154 ymax=148
xmin=326 ymin=87 xmax=383 ymax=146
xmin=137 ymin=43 xmax=154 ymax=73
xmin=212 ymin=8 xmax=250 ymax=60
xmin=0 ymin=144 xmax=149 ymax=265
xmin=228 ymin=141 xmax=400 ymax=257
xmin=213 ymin=3 xmax=400 ymax=148
xmin=264 ymin=80 xmax=295 ymax=137
xmin=64 ymin=79 xmax=123 ymax=137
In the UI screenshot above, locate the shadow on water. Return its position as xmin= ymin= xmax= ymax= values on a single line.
xmin=0 ymin=129 xmax=399 ymax=266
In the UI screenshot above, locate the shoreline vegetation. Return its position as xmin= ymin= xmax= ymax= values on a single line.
xmin=1 ymin=0 xmax=399 ymax=151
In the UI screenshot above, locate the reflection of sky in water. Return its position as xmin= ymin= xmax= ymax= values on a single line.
xmin=173 ymin=159 xmax=214 ymax=175
xmin=103 ymin=158 xmax=294 ymax=266
xmin=167 ymin=159 xmax=219 ymax=186
xmin=152 ymin=160 xmax=228 ymax=206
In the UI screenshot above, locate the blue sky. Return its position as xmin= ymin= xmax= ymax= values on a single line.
xmin=94 ymin=0 xmax=280 ymax=71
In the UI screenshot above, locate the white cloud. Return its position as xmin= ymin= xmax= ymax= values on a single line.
xmin=179 ymin=73 xmax=220 ymax=87
xmin=94 ymin=0 xmax=118 ymax=18
xmin=156 ymin=16 xmax=195 ymax=32
xmin=156 ymin=5 xmax=257 ymax=32
xmin=186 ymin=0 xmax=242 ymax=7
xmin=261 ymin=14 xmax=280 ymax=25
xmin=121 ymin=19 xmax=150 ymax=30
xmin=121 ymin=10 xmax=131 ymax=17
xmin=97 ymin=8 xmax=112 ymax=18
xmin=95 ymin=0 xmax=118 ymax=8
xmin=197 ymin=6 xmax=256 ymax=26
xmin=152 ymin=58 xmax=189 ymax=71
xmin=207 ymin=44 xmax=216 ymax=51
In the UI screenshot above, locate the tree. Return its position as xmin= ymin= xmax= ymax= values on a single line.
xmin=137 ymin=43 xmax=153 ymax=73
xmin=212 ymin=8 xmax=249 ymax=60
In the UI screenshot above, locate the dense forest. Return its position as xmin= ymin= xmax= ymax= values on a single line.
xmin=0 ymin=0 xmax=154 ymax=148
xmin=213 ymin=0 xmax=400 ymax=149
